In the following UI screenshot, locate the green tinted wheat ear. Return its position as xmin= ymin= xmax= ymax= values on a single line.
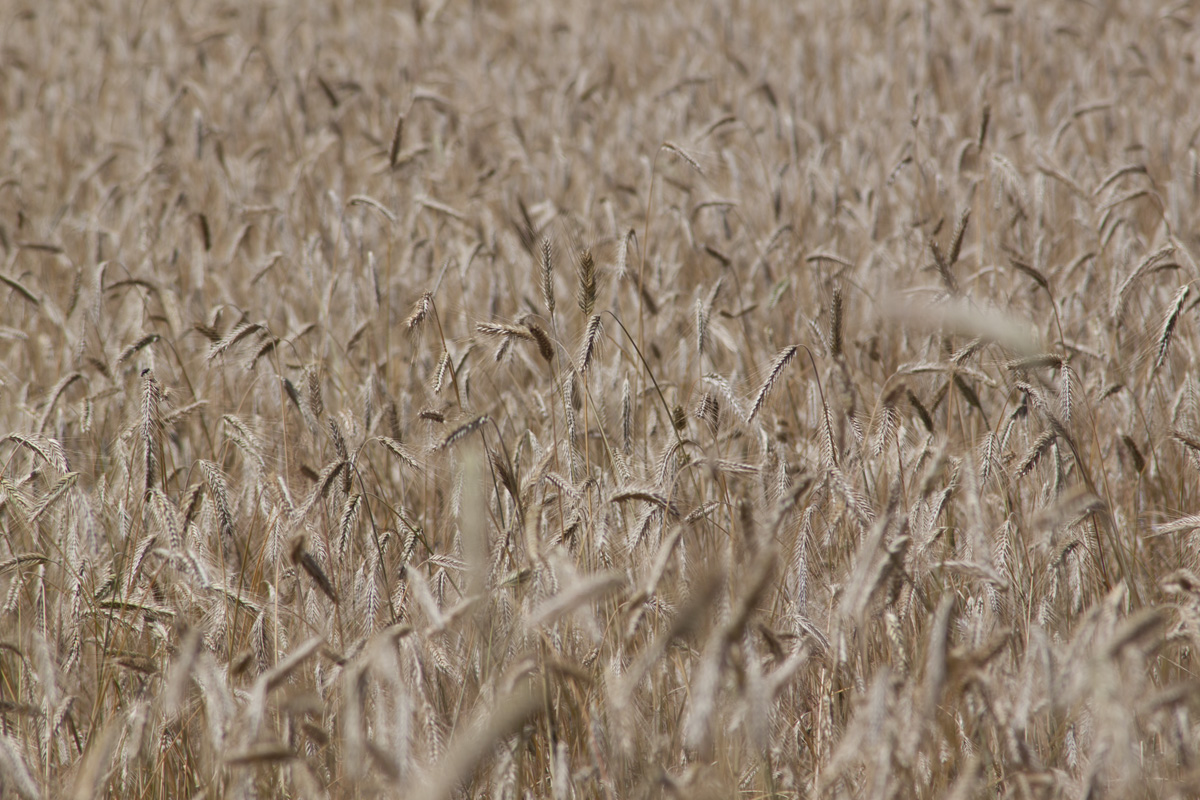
xmin=383 ymin=399 xmax=402 ymax=440
xmin=199 ymin=459 xmax=240 ymax=570
xmin=337 ymin=493 xmax=361 ymax=560
xmin=477 ymin=321 xmax=536 ymax=363
xmin=930 ymin=239 xmax=958 ymax=295
xmin=577 ymin=248 xmax=596 ymax=318
xmin=139 ymin=369 xmax=161 ymax=493
xmin=5 ymin=432 xmax=69 ymax=473
xmin=697 ymin=391 xmax=719 ymax=434
xmin=616 ymin=227 xmax=635 ymax=279
xmin=433 ymin=349 xmax=451 ymax=393
xmin=695 ymin=278 xmax=721 ymax=359
xmin=117 ymin=333 xmax=161 ymax=366
xmin=523 ymin=320 xmax=554 ymax=364
xmin=328 ymin=417 xmax=349 ymax=461
xmin=408 ymin=291 xmax=462 ymax=405
xmin=829 ymin=287 xmax=844 ymax=358
xmin=1015 ymin=429 xmax=1057 ymax=478
xmin=305 ymin=364 xmax=324 ymax=420
xmin=1059 ymin=361 xmax=1073 ymax=426
xmin=1155 ymin=284 xmax=1190 ymax=373
xmin=540 ymin=238 xmax=555 ymax=315
xmin=621 ymin=377 xmax=633 ymax=454
xmin=579 ymin=315 xmax=603 ymax=373
xmin=406 ymin=291 xmax=432 ymax=336
xmin=562 ymin=373 xmax=581 ymax=481
xmin=292 ymin=536 xmax=338 ymax=603
xmin=30 ymin=472 xmax=77 ymax=524
xmin=389 ymin=112 xmax=405 ymax=168
xmin=206 ymin=321 xmax=262 ymax=361
xmin=442 ymin=414 xmax=490 ymax=450
xmin=948 ymin=207 xmax=971 ymax=266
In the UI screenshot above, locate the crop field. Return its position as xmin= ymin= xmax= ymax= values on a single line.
xmin=3 ymin=0 xmax=1200 ymax=797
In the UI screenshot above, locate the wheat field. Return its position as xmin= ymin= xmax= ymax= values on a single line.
xmin=2 ymin=0 xmax=1199 ymax=797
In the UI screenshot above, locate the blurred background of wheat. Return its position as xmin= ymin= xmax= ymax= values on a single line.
xmin=2 ymin=0 xmax=1199 ymax=797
